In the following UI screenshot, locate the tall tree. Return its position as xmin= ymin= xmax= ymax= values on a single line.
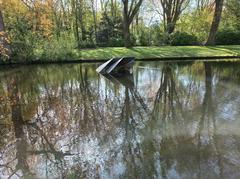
xmin=71 ymin=0 xmax=80 ymax=46
xmin=155 ymin=0 xmax=190 ymax=34
xmin=0 ymin=10 xmax=4 ymax=32
xmin=90 ymin=0 xmax=98 ymax=41
xmin=122 ymin=0 xmax=144 ymax=47
xmin=205 ymin=0 xmax=224 ymax=45
xmin=0 ymin=10 xmax=10 ymax=59
xmin=79 ymin=0 xmax=87 ymax=41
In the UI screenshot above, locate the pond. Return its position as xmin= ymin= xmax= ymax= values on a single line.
xmin=0 ymin=60 xmax=240 ymax=178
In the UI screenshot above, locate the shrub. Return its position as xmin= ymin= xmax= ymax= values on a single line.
xmin=96 ymin=12 xmax=123 ymax=47
xmin=80 ymin=41 xmax=96 ymax=49
xmin=10 ymin=41 xmax=34 ymax=61
xmin=38 ymin=36 xmax=77 ymax=61
xmin=158 ymin=32 xmax=170 ymax=45
xmin=10 ymin=34 xmax=38 ymax=61
xmin=216 ymin=30 xmax=240 ymax=45
xmin=170 ymin=31 xmax=199 ymax=46
xmin=108 ymin=38 xmax=124 ymax=47
xmin=135 ymin=29 xmax=149 ymax=46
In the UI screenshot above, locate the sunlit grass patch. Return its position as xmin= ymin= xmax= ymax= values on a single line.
xmin=79 ymin=45 xmax=240 ymax=60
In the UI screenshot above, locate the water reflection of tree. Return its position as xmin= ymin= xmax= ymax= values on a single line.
xmin=116 ymin=75 xmax=149 ymax=178
xmin=1 ymin=62 xmax=240 ymax=178
xmin=0 ymin=66 xmax=91 ymax=178
xmin=153 ymin=64 xmax=185 ymax=120
xmin=150 ymin=63 xmax=192 ymax=146
xmin=144 ymin=62 xmax=240 ymax=178
xmin=3 ymin=74 xmax=33 ymax=178
xmin=196 ymin=62 xmax=224 ymax=178
xmin=138 ymin=62 xmax=221 ymax=178
xmin=140 ymin=63 xmax=188 ymax=178
xmin=0 ymin=73 xmax=76 ymax=178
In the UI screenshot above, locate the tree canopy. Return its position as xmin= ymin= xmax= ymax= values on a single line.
xmin=0 ymin=0 xmax=239 ymax=60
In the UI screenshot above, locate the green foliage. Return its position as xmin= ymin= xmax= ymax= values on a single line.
xmin=1 ymin=0 xmax=240 ymax=62
xmin=150 ymin=24 xmax=168 ymax=45
xmin=134 ymin=23 xmax=168 ymax=46
xmin=5 ymin=14 xmax=36 ymax=61
xmin=135 ymin=28 xmax=149 ymax=46
xmin=96 ymin=13 xmax=123 ymax=47
xmin=37 ymin=36 xmax=78 ymax=61
xmin=11 ymin=41 xmax=34 ymax=61
xmin=10 ymin=33 xmax=38 ymax=61
xmin=216 ymin=30 xmax=240 ymax=45
xmin=80 ymin=40 xmax=96 ymax=49
xmin=176 ymin=10 xmax=213 ymax=43
xmin=221 ymin=0 xmax=240 ymax=31
xmin=108 ymin=38 xmax=124 ymax=47
xmin=170 ymin=31 xmax=199 ymax=46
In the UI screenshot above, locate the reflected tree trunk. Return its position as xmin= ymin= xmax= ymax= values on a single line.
xmin=153 ymin=64 xmax=183 ymax=122
xmin=7 ymin=75 xmax=32 ymax=178
xmin=197 ymin=62 xmax=213 ymax=142
xmin=122 ymin=87 xmax=144 ymax=177
xmin=197 ymin=62 xmax=223 ymax=178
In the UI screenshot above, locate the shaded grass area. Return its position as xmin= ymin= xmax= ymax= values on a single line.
xmin=79 ymin=45 xmax=240 ymax=60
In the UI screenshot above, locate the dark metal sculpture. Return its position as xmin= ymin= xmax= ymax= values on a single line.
xmin=96 ymin=57 xmax=135 ymax=74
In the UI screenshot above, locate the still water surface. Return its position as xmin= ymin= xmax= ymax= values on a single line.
xmin=0 ymin=61 xmax=240 ymax=179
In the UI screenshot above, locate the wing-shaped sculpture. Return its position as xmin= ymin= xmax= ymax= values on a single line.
xmin=96 ymin=57 xmax=135 ymax=74
xmin=96 ymin=57 xmax=119 ymax=74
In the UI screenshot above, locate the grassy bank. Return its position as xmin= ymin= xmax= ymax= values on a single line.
xmin=79 ymin=45 xmax=240 ymax=60
xmin=3 ymin=45 xmax=240 ymax=64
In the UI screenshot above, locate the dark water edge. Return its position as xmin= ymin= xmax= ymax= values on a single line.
xmin=0 ymin=60 xmax=240 ymax=178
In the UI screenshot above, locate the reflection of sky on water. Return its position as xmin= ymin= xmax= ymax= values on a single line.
xmin=0 ymin=61 xmax=240 ymax=178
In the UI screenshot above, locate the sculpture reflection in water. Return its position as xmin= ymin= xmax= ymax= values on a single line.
xmin=99 ymin=71 xmax=150 ymax=178
xmin=0 ymin=61 xmax=240 ymax=178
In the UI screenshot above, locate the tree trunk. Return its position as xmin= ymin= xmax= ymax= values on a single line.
xmin=205 ymin=0 xmax=224 ymax=45
xmin=122 ymin=0 xmax=143 ymax=48
xmin=166 ymin=22 xmax=176 ymax=34
xmin=79 ymin=0 xmax=87 ymax=41
xmin=71 ymin=0 xmax=80 ymax=47
xmin=0 ymin=10 xmax=10 ymax=58
xmin=110 ymin=0 xmax=114 ymax=17
xmin=123 ymin=21 xmax=131 ymax=48
xmin=0 ymin=10 xmax=5 ymax=32
xmin=91 ymin=0 xmax=97 ymax=41
xmin=135 ymin=12 xmax=139 ymax=36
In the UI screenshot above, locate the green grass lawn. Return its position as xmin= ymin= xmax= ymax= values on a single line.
xmin=4 ymin=45 xmax=240 ymax=64
xmin=79 ymin=45 xmax=240 ymax=60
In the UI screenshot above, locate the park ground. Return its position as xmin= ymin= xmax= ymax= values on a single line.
xmin=2 ymin=45 xmax=240 ymax=64
xmin=78 ymin=45 xmax=240 ymax=60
